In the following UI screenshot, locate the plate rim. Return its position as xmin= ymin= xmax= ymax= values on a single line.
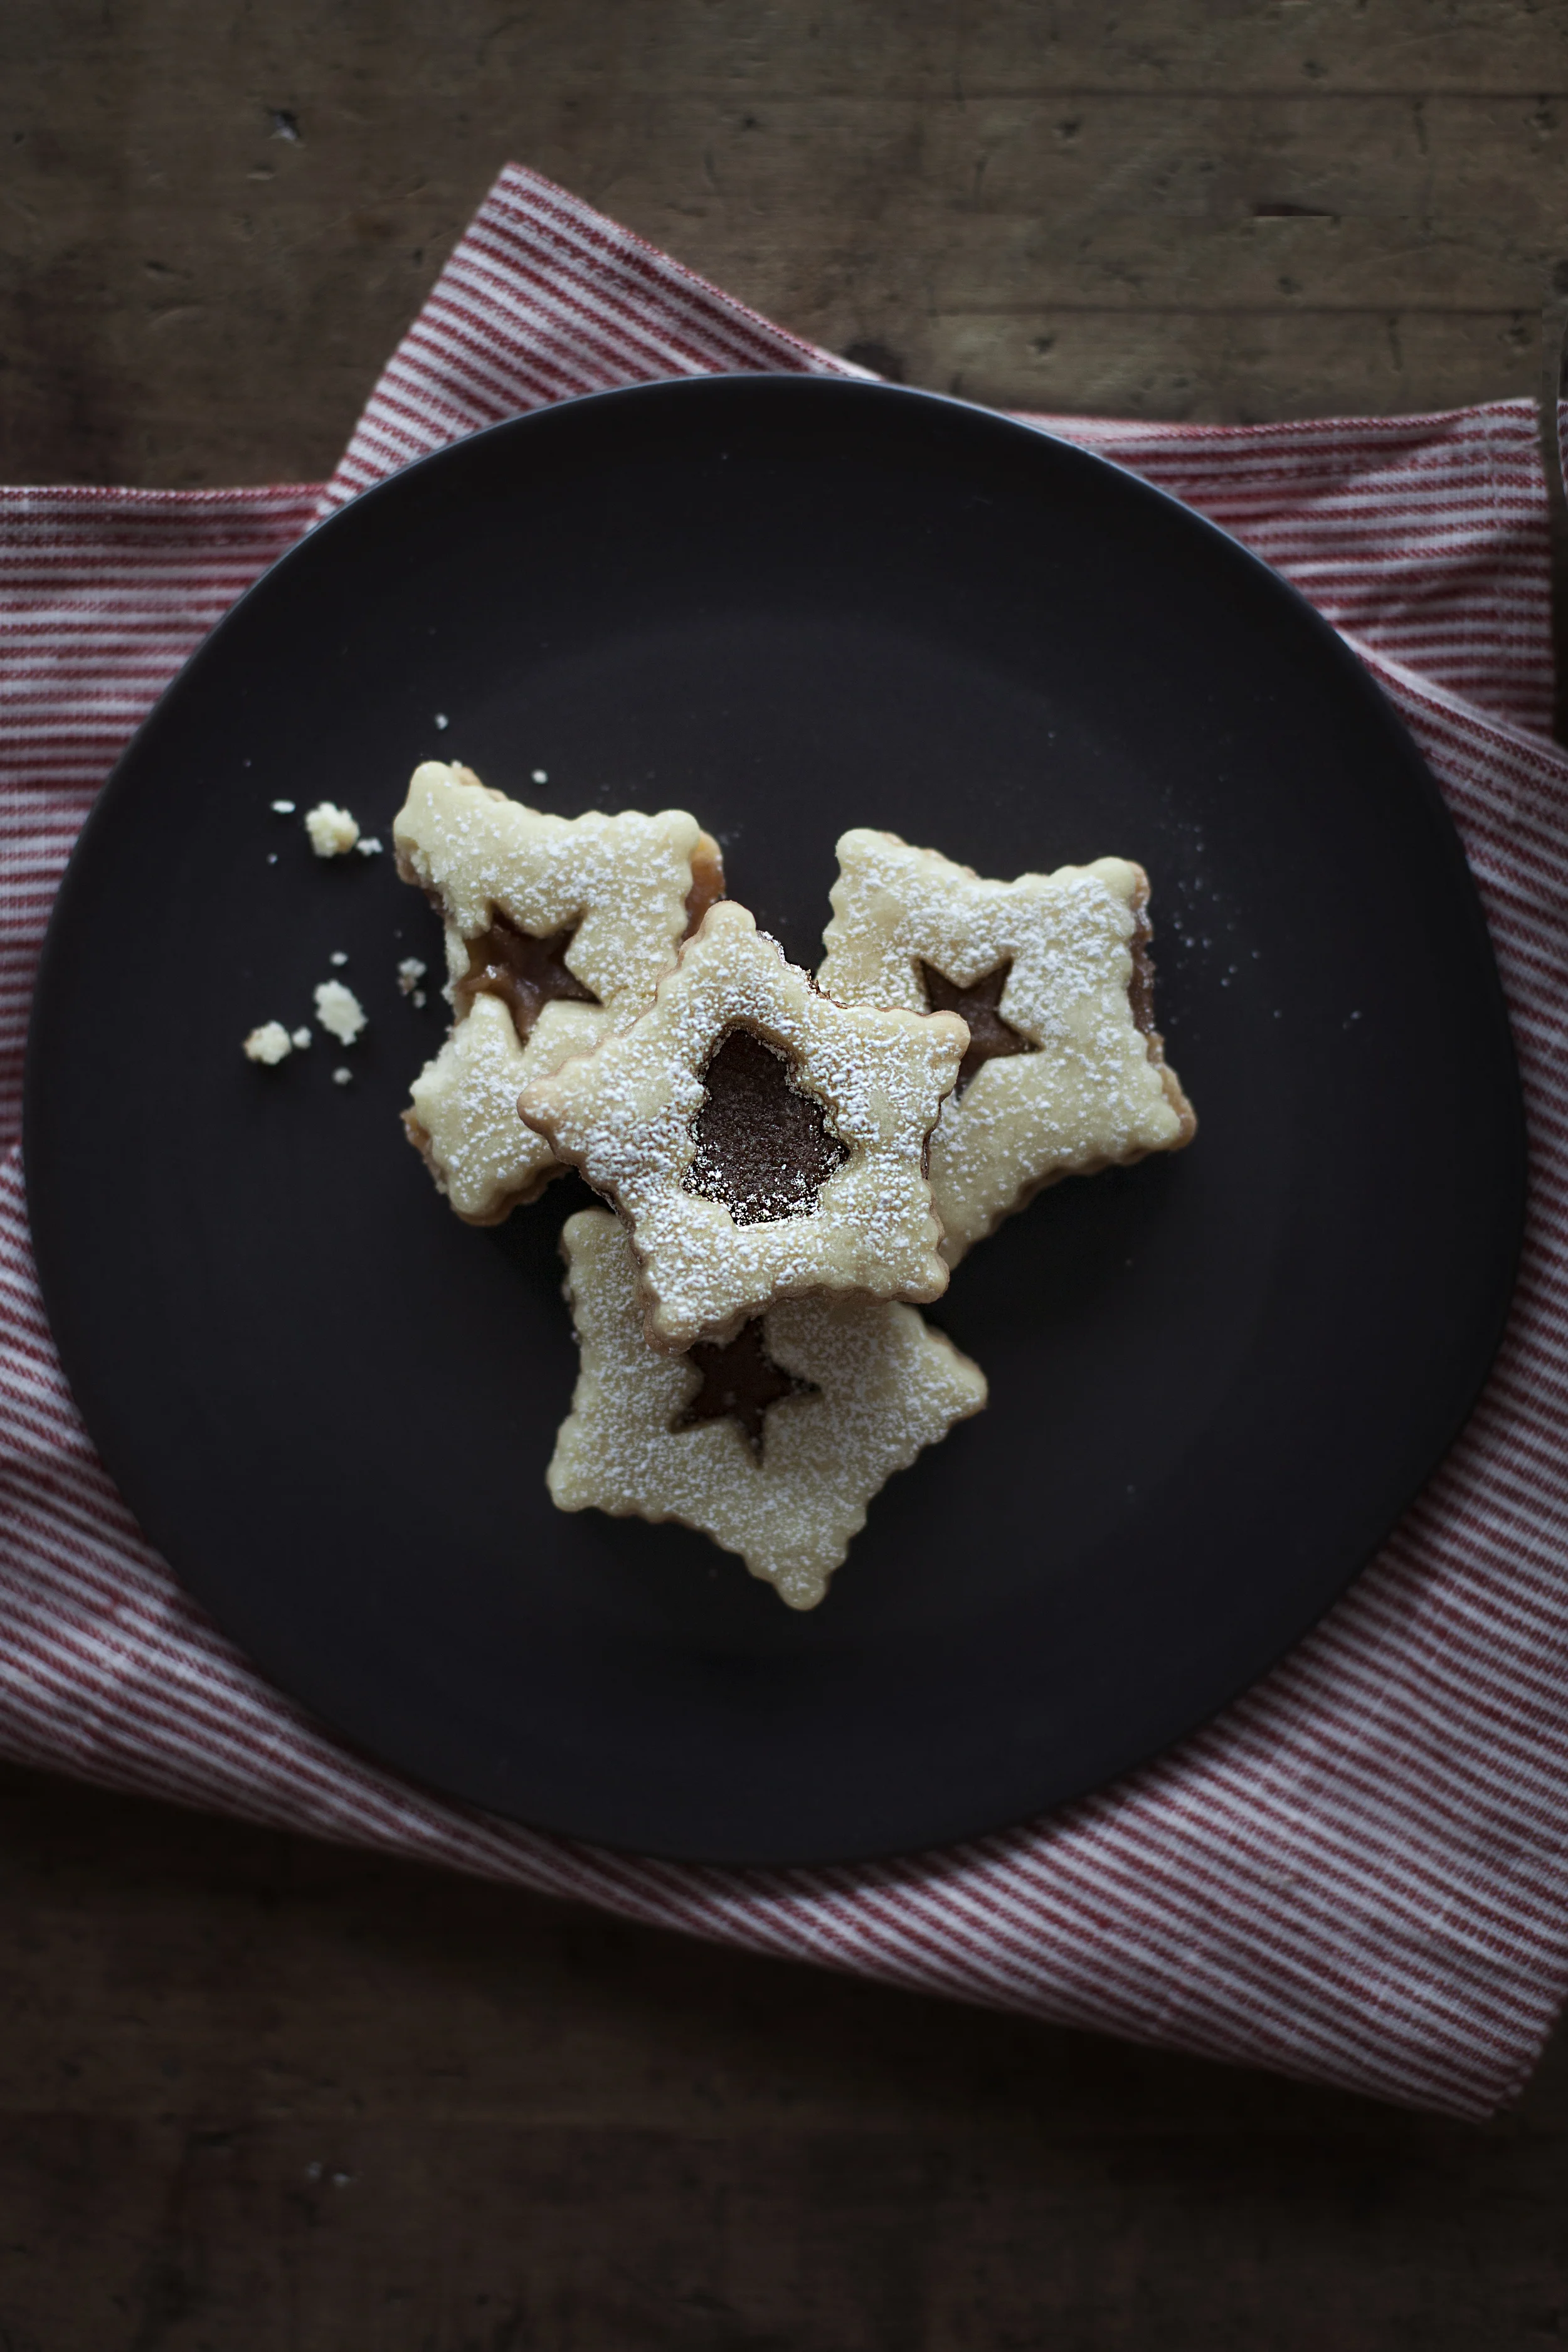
xmin=21 ymin=370 xmax=1529 ymax=1865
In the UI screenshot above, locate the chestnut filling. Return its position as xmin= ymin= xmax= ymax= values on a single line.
xmin=1128 ymin=906 xmax=1158 ymax=1040
xmin=671 ymin=1318 xmax=819 ymax=1460
xmin=686 ymin=1027 xmax=848 ymax=1226
xmin=682 ymin=841 xmax=726 ymax=937
xmin=919 ymin=959 xmax=1037 ymax=1097
xmin=455 ymin=914 xmax=597 ymax=1044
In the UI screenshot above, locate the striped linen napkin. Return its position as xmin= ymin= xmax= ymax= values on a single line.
xmin=3 ymin=163 xmax=1565 ymax=2120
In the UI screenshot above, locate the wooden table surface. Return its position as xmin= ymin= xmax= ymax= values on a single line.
xmin=4 ymin=5 xmax=1567 ymax=2344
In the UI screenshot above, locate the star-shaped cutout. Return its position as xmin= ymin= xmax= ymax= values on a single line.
xmin=549 ymin=1210 xmax=988 ymax=1609
xmin=457 ymin=915 xmax=598 ymax=1043
xmin=919 ymin=958 xmax=1037 ymax=1096
xmin=819 ymin=829 xmax=1197 ymax=1266
xmin=670 ymin=1316 xmax=819 ymax=1458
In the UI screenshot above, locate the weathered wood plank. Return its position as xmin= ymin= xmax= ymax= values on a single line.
xmin=2 ymin=6 xmax=1566 ymax=2343
xmin=24 ymin=0 xmax=1565 ymax=107
xmin=0 ymin=1764 xmax=1518 ymax=2139
xmin=4 ymin=2112 xmax=1568 ymax=2350
xmin=3 ymin=3 xmax=1564 ymax=482
xmin=0 ymin=1766 xmax=1562 ymax=2351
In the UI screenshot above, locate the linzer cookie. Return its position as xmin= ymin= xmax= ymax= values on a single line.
xmin=818 ymin=828 xmax=1195 ymax=1265
xmin=393 ymin=760 xmax=724 ymax=1224
xmin=549 ymin=1210 xmax=988 ymax=1609
xmin=520 ymin=900 xmax=968 ymax=1352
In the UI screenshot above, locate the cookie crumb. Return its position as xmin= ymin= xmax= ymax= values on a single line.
xmin=270 ymin=798 xmax=296 ymax=814
xmin=329 ymin=950 xmax=348 ymax=967
xmin=305 ymin=802 xmax=359 ymax=857
xmin=434 ymin=713 xmax=449 ymax=730
xmin=356 ymin=835 xmax=384 ymax=857
xmin=314 ymin=979 xmax=368 ymax=1045
xmin=267 ymin=853 xmax=278 ymax=864
xmin=396 ymin=957 xmax=427 ymax=995
xmin=332 ymin=1066 xmax=352 ymax=1087
xmin=291 ymin=1026 xmax=312 ymax=1049
xmin=243 ymin=1021 xmax=293 ymax=1066
xmin=531 ymin=768 xmax=547 ymax=783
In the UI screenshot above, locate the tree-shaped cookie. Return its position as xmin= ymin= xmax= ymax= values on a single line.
xmin=549 ymin=1210 xmax=988 ymax=1609
xmin=521 ymin=901 xmax=968 ymax=1351
xmin=393 ymin=760 xmax=723 ymax=1223
xmin=818 ymin=828 xmax=1195 ymax=1264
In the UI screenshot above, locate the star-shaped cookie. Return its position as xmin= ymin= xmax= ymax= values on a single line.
xmin=393 ymin=760 xmax=724 ymax=1224
xmin=818 ymin=828 xmax=1195 ymax=1264
xmin=548 ymin=1210 xmax=988 ymax=1609
xmin=520 ymin=900 xmax=969 ymax=1352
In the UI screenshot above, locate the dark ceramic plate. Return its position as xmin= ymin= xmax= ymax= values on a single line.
xmin=24 ymin=376 xmax=1525 ymax=1865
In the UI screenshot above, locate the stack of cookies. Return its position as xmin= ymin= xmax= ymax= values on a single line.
xmin=395 ymin=761 xmax=1195 ymax=1611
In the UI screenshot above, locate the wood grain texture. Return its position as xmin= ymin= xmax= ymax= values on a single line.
xmin=4 ymin=6 xmax=1568 ymax=2343
xmin=0 ymin=1765 xmax=1562 ymax=2352
xmin=3 ymin=0 xmax=1567 ymax=482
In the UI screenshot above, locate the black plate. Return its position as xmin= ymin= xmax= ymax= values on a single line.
xmin=24 ymin=376 xmax=1525 ymax=1865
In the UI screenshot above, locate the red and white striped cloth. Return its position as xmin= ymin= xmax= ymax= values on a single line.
xmin=4 ymin=164 xmax=1567 ymax=2119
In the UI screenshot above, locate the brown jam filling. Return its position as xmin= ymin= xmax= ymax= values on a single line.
xmin=686 ymin=1027 xmax=849 ymax=1226
xmin=671 ymin=1318 xmax=818 ymax=1459
xmin=1128 ymin=904 xmax=1157 ymax=1039
xmin=455 ymin=914 xmax=598 ymax=1044
xmin=682 ymin=834 xmax=726 ymax=937
xmin=919 ymin=958 xmax=1037 ymax=1098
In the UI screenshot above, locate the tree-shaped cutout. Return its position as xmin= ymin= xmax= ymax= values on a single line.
xmin=519 ymin=901 xmax=967 ymax=1352
xmin=686 ymin=1028 xmax=849 ymax=1224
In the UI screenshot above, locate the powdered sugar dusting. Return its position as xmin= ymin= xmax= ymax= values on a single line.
xmin=521 ymin=901 xmax=967 ymax=1351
